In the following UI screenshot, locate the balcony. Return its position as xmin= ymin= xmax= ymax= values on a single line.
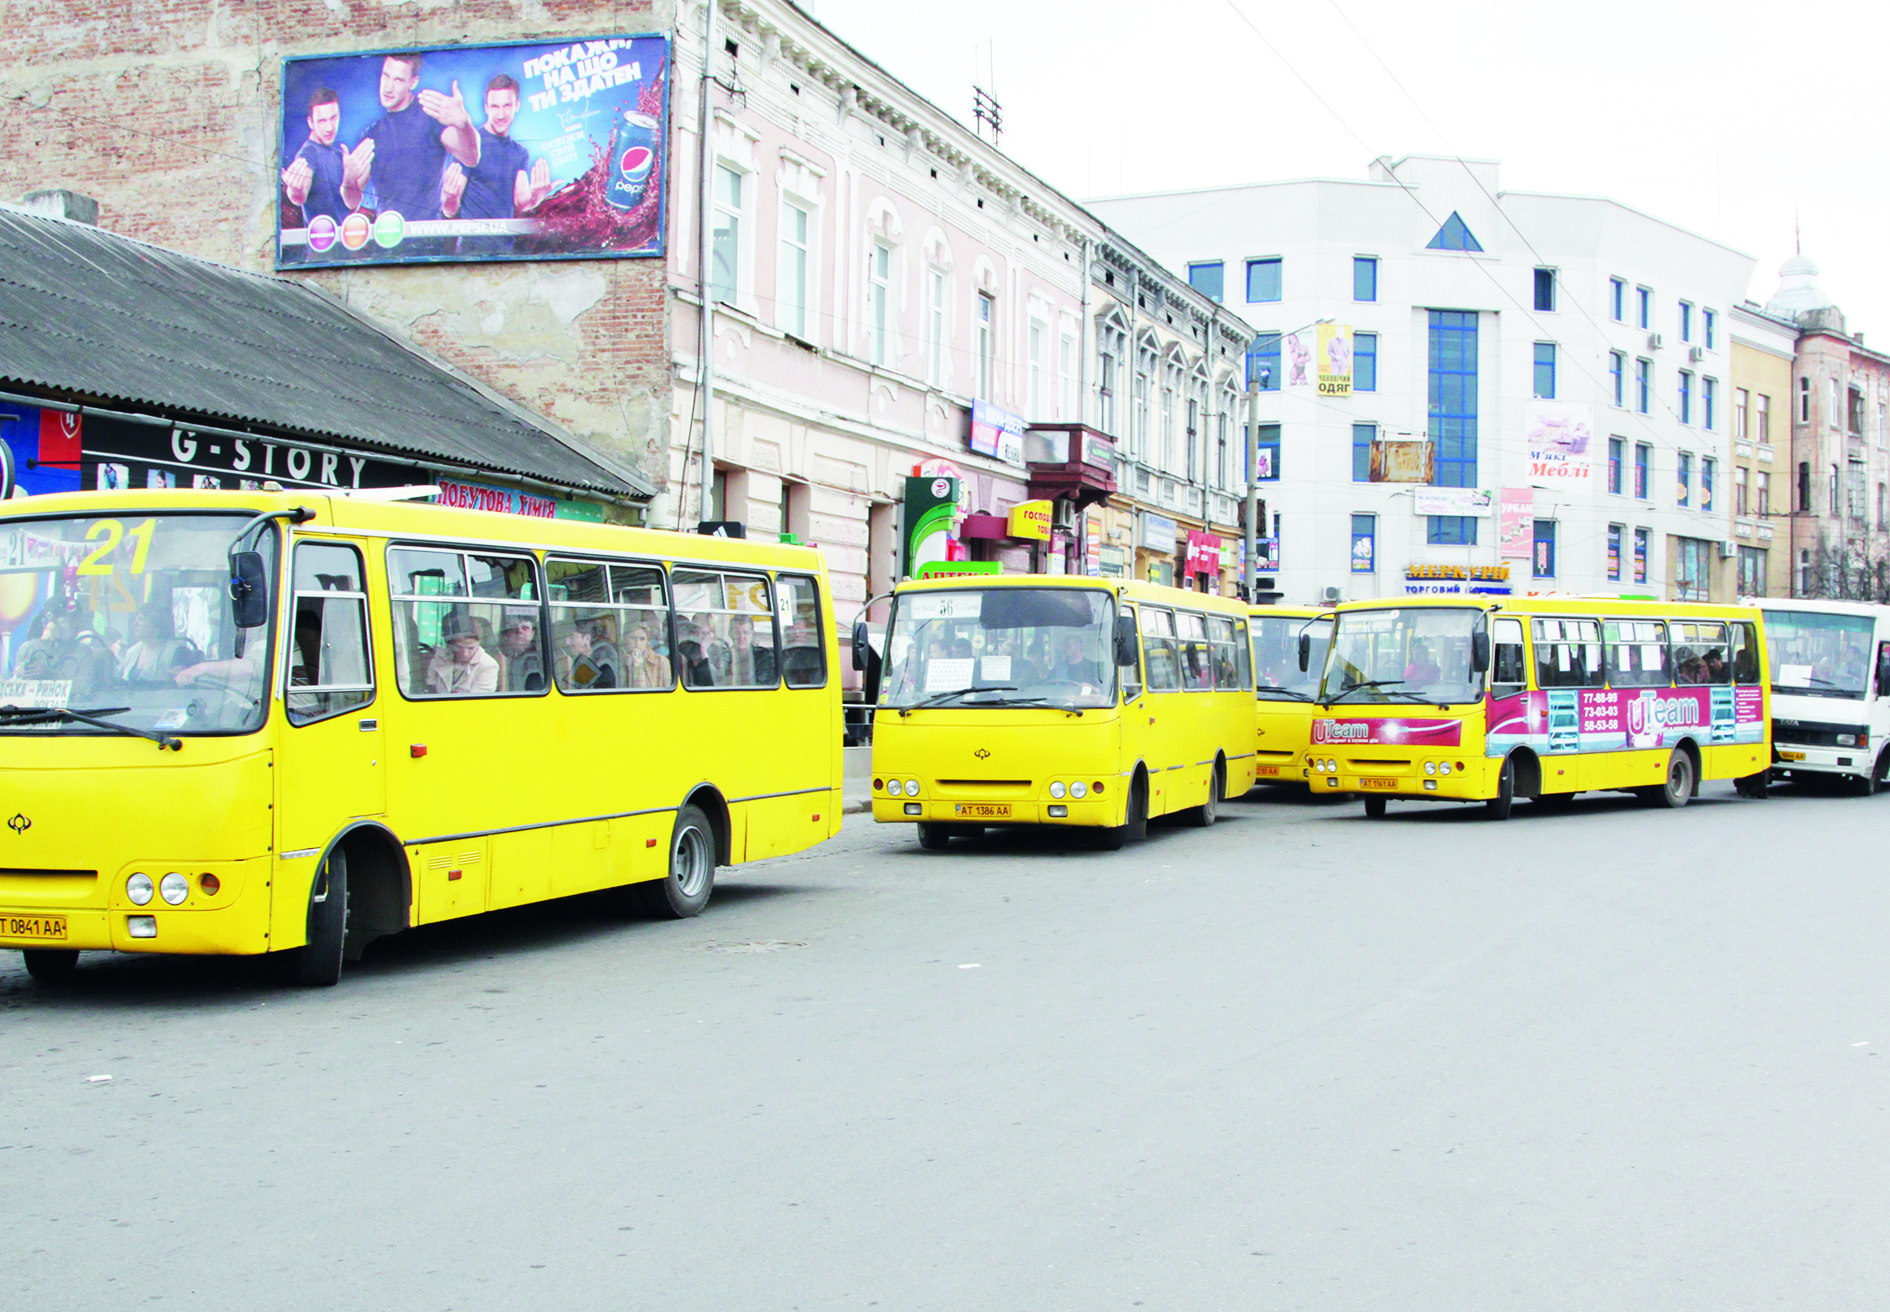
xmin=1022 ymin=424 xmax=1117 ymax=511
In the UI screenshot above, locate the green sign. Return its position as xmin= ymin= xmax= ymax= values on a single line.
xmin=915 ymin=561 xmax=1001 ymax=580
xmin=901 ymin=475 xmax=960 ymax=579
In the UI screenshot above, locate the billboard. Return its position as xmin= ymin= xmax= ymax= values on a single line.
xmin=1498 ymin=488 xmax=1534 ymax=559
xmin=968 ymin=400 xmax=1025 ymax=466
xmin=277 ymin=36 xmax=670 ymax=269
xmin=1525 ymin=400 xmax=1593 ymax=493
xmin=1412 ymin=487 xmax=1493 ymax=517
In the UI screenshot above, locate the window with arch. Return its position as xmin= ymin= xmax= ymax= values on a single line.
xmin=1095 ymin=313 xmax=1127 ymax=437
xmin=1133 ymin=335 xmax=1158 ymax=462
xmin=869 ymin=241 xmax=894 ymax=367
xmin=1028 ymin=312 xmax=1049 ymax=418
xmin=975 ymin=292 xmax=995 ymax=399
xmin=925 ymin=265 xmax=948 ymax=386
xmin=1159 ymin=355 xmax=1180 ymax=472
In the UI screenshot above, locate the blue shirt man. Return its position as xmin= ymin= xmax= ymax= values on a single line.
xmin=440 ymin=74 xmax=552 ymax=256
xmin=340 ymin=53 xmax=480 ymax=236
xmin=280 ymin=89 xmax=349 ymax=262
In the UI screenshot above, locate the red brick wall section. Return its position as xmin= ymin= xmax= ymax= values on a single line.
xmin=1 ymin=1 xmax=674 ymax=493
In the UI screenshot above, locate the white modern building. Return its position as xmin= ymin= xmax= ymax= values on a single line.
xmin=1090 ymin=155 xmax=1758 ymax=605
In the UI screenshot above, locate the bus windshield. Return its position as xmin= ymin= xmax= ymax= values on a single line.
xmin=0 ymin=513 xmax=276 ymax=736
xmin=1320 ymin=606 xmax=1483 ymax=706
xmin=879 ymin=587 xmax=1117 ymax=709
xmin=1763 ymin=608 xmax=1876 ymax=699
xmin=1253 ymin=614 xmax=1327 ymax=700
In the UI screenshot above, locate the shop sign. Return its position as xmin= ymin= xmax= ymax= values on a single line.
xmin=1185 ymin=530 xmax=1222 ymax=574
xmin=1411 ymin=487 xmax=1493 ymax=518
xmin=1498 ymin=488 xmax=1533 ymax=558
xmin=1098 ymin=544 xmax=1127 ymax=577
xmin=902 ymin=475 xmax=960 ymax=580
xmin=1405 ymin=564 xmax=1510 ymax=582
xmin=79 ymin=413 xmax=420 ymax=492
xmin=1140 ymin=513 xmax=1177 ymax=553
xmin=969 ymin=399 xmax=1025 ymax=467
xmin=436 ymin=477 xmax=602 ymax=520
xmin=915 ymin=561 xmax=1001 ymax=580
xmin=1007 ymin=499 xmax=1053 ymax=541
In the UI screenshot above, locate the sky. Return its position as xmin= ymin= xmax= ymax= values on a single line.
xmin=808 ymin=0 xmax=1889 ymax=333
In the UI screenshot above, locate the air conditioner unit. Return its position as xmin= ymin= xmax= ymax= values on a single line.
xmin=1688 ymin=346 xmax=1706 ymax=363
xmin=1647 ymin=332 xmax=1665 ymax=350
xmin=1718 ymin=540 xmax=1737 ymax=560
xmin=1051 ymin=500 xmax=1076 ymax=531
xmin=1321 ymin=585 xmax=1345 ymax=604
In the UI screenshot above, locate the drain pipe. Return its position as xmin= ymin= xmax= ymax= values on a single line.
xmin=695 ymin=0 xmax=718 ymax=527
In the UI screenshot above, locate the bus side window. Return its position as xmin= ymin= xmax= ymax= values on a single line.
xmin=1119 ymin=604 xmax=1143 ymax=702
xmin=1731 ymin=622 xmax=1761 ymax=685
xmin=1491 ymin=617 xmax=1526 ymax=699
xmin=1140 ymin=607 xmax=1180 ymax=692
xmin=1178 ymin=612 xmax=1213 ymax=690
xmin=287 ymin=541 xmax=373 ymax=726
xmin=1231 ymin=619 xmax=1253 ymax=690
xmin=1602 ymin=619 xmax=1670 ymax=689
xmin=777 ymin=574 xmax=827 ymax=689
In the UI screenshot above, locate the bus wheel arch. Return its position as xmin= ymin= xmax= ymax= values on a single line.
xmin=682 ymin=785 xmax=733 ymax=867
xmin=1507 ymin=748 xmax=1543 ymax=801
xmin=334 ymin=823 xmax=410 ymax=963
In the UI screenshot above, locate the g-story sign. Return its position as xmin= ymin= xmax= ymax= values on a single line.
xmin=81 ymin=412 xmax=420 ymax=491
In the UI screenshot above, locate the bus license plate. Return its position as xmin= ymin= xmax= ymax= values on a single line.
xmin=1778 ymin=750 xmax=1806 ymax=761
xmin=4 ymin=914 xmax=67 ymax=940
xmin=1257 ymin=766 xmax=1281 ymax=777
xmin=1360 ymin=777 xmax=1398 ymax=790
xmin=954 ymin=804 xmax=1011 ymax=819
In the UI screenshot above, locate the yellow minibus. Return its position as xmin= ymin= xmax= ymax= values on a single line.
xmin=861 ymin=577 xmax=1258 ymax=849
xmin=0 ymin=488 xmax=842 ymax=985
xmin=1303 ymin=595 xmax=1770 ymax=818
xmin=1249 ymin=604 xmax=1329 ymax=787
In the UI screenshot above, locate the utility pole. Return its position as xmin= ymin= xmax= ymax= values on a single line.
xmin=695 ymin=0 xmax=718 ymax=528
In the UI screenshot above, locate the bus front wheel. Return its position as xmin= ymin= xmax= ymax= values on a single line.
xmin=1485 ymin=757 xmax=1515 ymax=821
xmin=22 ymin=948 xmax=79 ymax=982
xmin=1363 ymin=796 xmax=1388 ymax=819
xmin=1101 ymin=776 xmax=1149 ymax=848
xmin=280 ymin=846 xmax=348 ymax=987
xmin=1735 ymin=768 xmax=1771 ymax=799
xmin=916 ymin=822 xmax=952 ymax=852
xmin=643 ymin=804 xmax=717 ymax=917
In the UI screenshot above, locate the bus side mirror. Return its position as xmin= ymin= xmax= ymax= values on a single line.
xmin=229 ymin=551 xmax=270 ymax=629
xmin=1297 ymin=632 xmax=1312 ymax=672
xmin=1113 ymin=615 xmax=1139 ymax=668
xmin=850 ymin=618 xmax=871 ymax=672
xmin=1471 ymin=630 xmax=1491 ymax=673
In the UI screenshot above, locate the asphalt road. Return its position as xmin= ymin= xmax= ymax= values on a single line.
xmin=6 ymin=779 xmax=1888 ymax=1311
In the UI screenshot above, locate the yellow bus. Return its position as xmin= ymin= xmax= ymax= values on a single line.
xmin=1302 ymin=595 xmax=1770 ymax=818
xmin=0 ymin=488 xmax=842 ymax=985
xmin=862 ymin=577 xmax=1258 ymax=849
xmin=1249 ymin=604 xmax=1329 ymax=787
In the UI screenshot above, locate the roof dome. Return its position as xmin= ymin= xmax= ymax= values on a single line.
xmin=1766 ymin=252 xmax=1838 ymax=319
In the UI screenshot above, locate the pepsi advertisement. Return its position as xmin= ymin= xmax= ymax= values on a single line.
xmin=277 ymin=35 xmax=670 ymax=269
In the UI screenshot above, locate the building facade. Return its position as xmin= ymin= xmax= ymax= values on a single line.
xmin=1091 ymin=156 xmax=1757 ymax=606
xmin=1727 ymin=301 xmax=1795 ymax=596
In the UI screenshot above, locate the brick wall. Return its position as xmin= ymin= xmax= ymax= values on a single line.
xmin=1 ymin=0 xmax=676 ymax=491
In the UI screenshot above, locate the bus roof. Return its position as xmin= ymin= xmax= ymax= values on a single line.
xmin=1746 ymin=596 xmax=1890 ymax=617
xmin=0 ymin=487 xmax=828 ymax=574
xmin=889 ymin=572 xmax=1250 ymax=616
xmin=1331 ymin=593 xmax=1762 ymax=623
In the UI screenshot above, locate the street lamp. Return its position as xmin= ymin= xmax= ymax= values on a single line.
xmin=1244 ymin=318 xmax=1333 ymax=601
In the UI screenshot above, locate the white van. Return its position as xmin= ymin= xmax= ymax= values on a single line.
xmin=1750 ymin=598 xmax=1890 ymax=793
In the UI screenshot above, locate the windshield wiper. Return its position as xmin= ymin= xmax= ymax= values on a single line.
xmin=897 ymin=685 xmax=1019 ymax=716
xmin=1255 ymin=687 xmax=1313 ymax=701
xmin=1327 ymin=679 xmax=1406 ymax=703
xmin=0 ymin=704 xmax=182 ymax=751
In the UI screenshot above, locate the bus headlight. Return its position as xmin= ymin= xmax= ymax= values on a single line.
xmin=1425 ymin=761 xmax=1437 ymax=776
xmin=126 ymin=872 xmax=154 ymax=906
xmin=1070 ymin=781 xmax=1088 ymax=799
xmin=159 ymin=872 xmax=189 ymax=905
xmin=1049 ymin=781 xmax=1067 ymax=799
xmin=1438 ymin=762 xmax=1452 ymax=777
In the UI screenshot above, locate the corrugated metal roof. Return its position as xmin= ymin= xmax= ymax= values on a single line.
xmin=0 ymin=206 xmax=654 ymax=498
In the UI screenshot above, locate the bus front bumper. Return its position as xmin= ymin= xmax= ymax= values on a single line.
xmin=1306 ymin=757 xmax=1492 ymax=801
xmin=871 ymin=797 xmax=1116 ymax=827
xmin=1774 ymin=743 xmax=1872 ymax=776
xmin=0 ymin=857 xmax=274 ymax=956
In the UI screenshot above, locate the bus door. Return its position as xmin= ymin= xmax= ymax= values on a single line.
xmin=275 ymin=539 xmax=387 ymax=858
xmin=1138 ymin=605 xmax=1183 ymax=814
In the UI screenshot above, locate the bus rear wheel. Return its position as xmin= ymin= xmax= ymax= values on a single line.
xmin=642 ymin=804 xmax=717 ymax=917
xmin=1641 ymin=749 xmax=1694 ymax=809
xmin=22 ymin=948 xmax=79 ymax=982
xmin=1734 ymin=768 xmax=1771 ymax=799
xmin=1185 ymin=763 xmax=1223 ymax=828
xmin=1362 ymin=796 xmax=1388 ymax=819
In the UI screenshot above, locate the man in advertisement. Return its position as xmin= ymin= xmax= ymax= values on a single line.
xmin=279 ymin=89 xmax=353 ymax=228
xmin=438 ymin=73 xmax=553 ymax=255
xmin=340 ymin=52 xmax=481 ymax=249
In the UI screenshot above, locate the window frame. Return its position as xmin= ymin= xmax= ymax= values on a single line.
xmin=1353 ymin=256 xmax=1378 ymax=303
xmin=1245 ymin=257 xmax=1282 ymax=304
xmin=673 ymin=566 xmax=783 ymax=693
xmin=544 ymin=554 xmax=677 ymax=696
xmin=285 ymin=538 xmax=377 ymax=727
xmin=774 ymin=571 xmax=829 ymax=690
xmin=385 ymin=543 xmax=546 ymax=704
xmin=1187 ymin=260 xmax=1225 ymax=303
xmin=1353 ymin=332 xmax=1377 ymax=392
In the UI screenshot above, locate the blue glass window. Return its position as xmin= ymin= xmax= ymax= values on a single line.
xmin=1635 ymin=443 xmax=1651 ymax=499
xmin=1636 ymin=358 xmax=1651 ymax=414
xmin=1679 ymin=370 xmax=1693 ymax=424
xmin=1679 ymin=301 xmax=1693 ymax=342
xmin=1607 ymin=523 xmax=1623 ymax=581
xmin=1354 ymin=332 xmax=1377 ymax=392
xmin=1534 ymin=342 xmax=1556 ymax=399
xmin=1533 ymin=520 xmax=1556 ymax=578
xmin=1608 ymin=437 xmax=1624 ymax=494
xmin=1246 ymin=333 xmax=1280 ymax=391
xmin=1255 ymin=422 xmax=1281 ymax=480
xmin=1534 ymin=268 xmax=1556 ymax=312
xmin=1637 ymin=287 xmax=1652 ymax=329
xmin=1702 ymin=456 xmax=1715 ymax=512
xmin=1704 ymin=308 xmax=1716 ymax=349
xmin=1610 ymin=351 xmax=1624 ymax=406
xmin=1427 ymin=309 xmax=1478 ymax=544
xmin=1426 ymin=212 xmax=1483 ymax=252
xmin=1703 ymin=377 xmax=1717 ymax=429
xmin=1677 ymin=451 xmax=1692 ymax=506
xmin=1354 ymin=256 xmax=1377 ymax=302
xmin=1187 ymin=261 xmax=1224 ymax=303
xmin=1352 ymin=423 xmax=1375 ymax=482
xmin=1610 ymin=278 xmax=1626 ymax=321
xmin=1351 ymin=514 xmax=1376 ymax=574
xmin=1245 ymin=259 xmax=1281 ymax=303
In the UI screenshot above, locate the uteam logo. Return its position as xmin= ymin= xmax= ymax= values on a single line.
xmin=1626 ymin=693 xmax=1702 ymax=738
xmin=1311 ymin=720 xmax=1372 ymax=744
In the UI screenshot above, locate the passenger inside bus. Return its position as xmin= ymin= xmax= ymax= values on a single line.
xmin=426 ymin=613 xmax=499 ymax=695
xmin=556 ymin=619 xmax=618 ymax=690
xmin=1404 ymin=640 xmax=1442 ymax=684
xmin=497 ymin=612 xmax=544 ymax=692
xmin=118 ymin=603 xmax=200 ymax=684
xmin=623 ymin=622 xmax=668 ymax=687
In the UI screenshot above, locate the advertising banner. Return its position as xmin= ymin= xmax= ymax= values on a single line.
xmin=1487 ymin=685 xmax=1763 ymax=758
xmin=902 ymin=476 xmax=959 ymax=579
xmin=0 ymin=403 xmax=82 ymax=497
xmin=1317 ymin=324 xmax=1353 ymax=397
xmin=1350 ymin=524 xmax=1375 ymax=573
xmin=1369 ymin=435 xmax=1432 ymax=483
xmin=1412 ymin=487 xmax=1493 ymax=518
xmin=1310 ymin=717 xmax=1464 ymax=748
xmin=1139 ymin=513 xmax=1177 ymax=554
xmin=1185 ymin=530 xmax=1222 ymax=575
xmin=1282 ymin=328 xmax=1314 ymax=389
xmin=1525 ymin=400 xmax=1593 ymax=492
xmin=1498 ymin=488 xmax=1533 ymax=559
xmin=435 ymin=477 xmax=603 ymax=521
xmin=278 ymin=35 xmax=670 ymax=269
xmin=1007 ymin=499 xmax=1052 ymax=541
xmin=968 ymin=400 xmax=1025 ymax=466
